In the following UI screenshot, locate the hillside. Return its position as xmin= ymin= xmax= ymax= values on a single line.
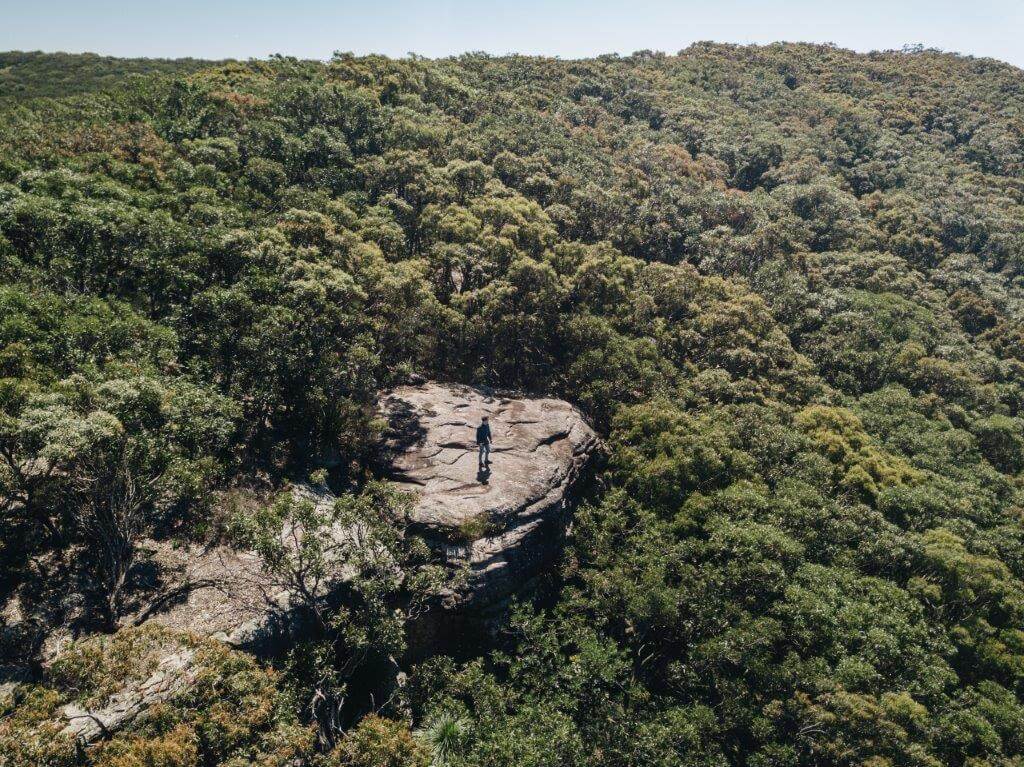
xmin=1 ymin=44 xmax=1024 ymax=766
xmin=0 ymin=51 xmax=219 ymax=105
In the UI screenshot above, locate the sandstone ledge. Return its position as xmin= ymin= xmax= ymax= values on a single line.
xmin=378 ymin=382 xmax=602 ymax=611
xmin=12 ymin=382 xmax=602 ymax=744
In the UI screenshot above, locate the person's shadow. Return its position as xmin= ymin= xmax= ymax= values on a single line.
xmin=476 ymin=464 xmax=491 ymax=484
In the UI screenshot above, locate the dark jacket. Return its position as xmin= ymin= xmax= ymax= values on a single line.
xmin=476 ymin=422 xmax=491 ymax=444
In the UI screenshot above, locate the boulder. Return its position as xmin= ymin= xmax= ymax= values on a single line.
xmin=378 ymin=382 xmax=602 ymax=612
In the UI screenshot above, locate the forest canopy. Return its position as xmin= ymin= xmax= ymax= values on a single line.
xmin=0 ymin=51 xmax=218 ymax=105
xmin=2 ymin=43 xmax=1024 ymax=766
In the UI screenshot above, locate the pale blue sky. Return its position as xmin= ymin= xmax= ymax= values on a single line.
xmin=2 ymin=0 xmax=1022 ymax=68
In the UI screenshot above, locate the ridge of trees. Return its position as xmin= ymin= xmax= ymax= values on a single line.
xmin=2 ymin=44 xmax=1024 ymax=765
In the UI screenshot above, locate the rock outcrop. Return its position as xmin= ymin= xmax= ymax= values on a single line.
xmin=378 ymin=382 xmax=602 ymax=613
xmin=7 ymin=485 xmax=347 ymax=746
xmin=0 ymin=483 xmax=342 ymax=676
xmin=11 ymin=382 xmax=601 ymax=744
xmin=139 ymin=484 xmax=346 ymax=655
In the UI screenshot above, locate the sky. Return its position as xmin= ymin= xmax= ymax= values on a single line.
xmin=2 ymin=0 xmax=1023 ymax=69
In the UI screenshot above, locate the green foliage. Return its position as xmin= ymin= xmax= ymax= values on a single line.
xmin=0 ymin=625 xmax=314 ymax=767
xmin=795 ymin=405 xmax=921 ymax=501
xmin=415 ymin=710 xmax=469 ymax=766
xmin=973 ymin=415 xmax=1024 ymax=474
xmin=2 ymin=370 xmax=236 ymax=624
xmin=329 ymin=715 xmax=430 ymax=767
xmin=3 ymin=43 xmax=1024 ymax=766
xmin=228 ymin=482 xmax=441 ymax=645
xmin=0 ymin=51 xmax=218 ymax=106
xmin=229 ymin=483 xmax=445 ymax=747
xmin=0 ymin=685 xmax=77 ymax=767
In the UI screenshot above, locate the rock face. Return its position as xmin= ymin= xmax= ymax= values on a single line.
xmin=378 ymin=382 xmax=602 ymax=613
xmin=14 ymin=382 xmax=601 ymax=744
xmin=138 ymin=484 xmax=345 ymax=656
xmin=0 ymin=483 xmax=341 ymax=677
xmin=28 ymin=485 xmax=342 ymax=746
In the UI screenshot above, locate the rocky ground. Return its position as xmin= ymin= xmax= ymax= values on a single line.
xmin=2 ymin=381 xmax=602 ymax=744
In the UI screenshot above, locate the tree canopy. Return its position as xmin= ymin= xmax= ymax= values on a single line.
xmin=2 ymin=43 xmax=1024 ymax=766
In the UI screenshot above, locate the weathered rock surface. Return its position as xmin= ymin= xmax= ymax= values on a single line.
xmin=138 ymin=483 xmax=344 ymax=655
xmin=61 ymin=644 xmax=197 ymax=742
xmin=0 ymin=483 xmax=340 ymax=677
xmin=6 ymin=485 xmax=346 ymax=745
xmin=11 ymin=382 xmax=601 ymax=744
xmin=378 ymin=382 xmax=601 ymax=612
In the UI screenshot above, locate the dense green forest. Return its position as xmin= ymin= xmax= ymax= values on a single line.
xmin=2 ymin=44 xmax=1024 ymax=765
xmin=0 ymin=51 xmax=218 ymax=105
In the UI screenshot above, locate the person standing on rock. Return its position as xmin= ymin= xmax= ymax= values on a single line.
xmin=476 ymin=416 xmax=492 ymax=469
